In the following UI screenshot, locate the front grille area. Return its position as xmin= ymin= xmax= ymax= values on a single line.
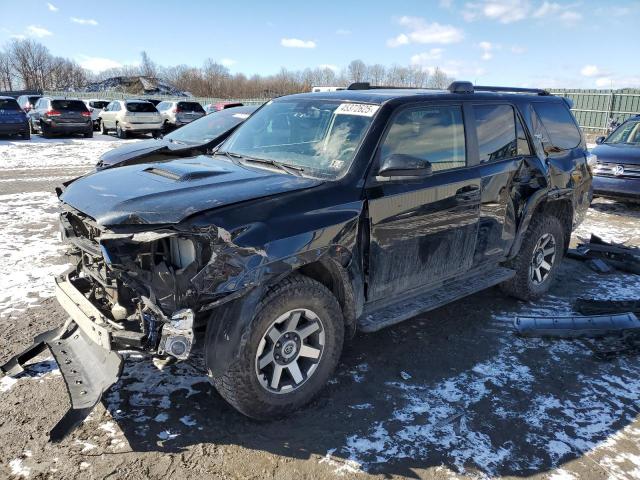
xmin=594 ymin=162 xmax=640 ymax=179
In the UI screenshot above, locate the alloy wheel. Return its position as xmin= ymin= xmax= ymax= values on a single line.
xmin=529 ymin=233 xmax=556 ymax=285
xmin=255 ymin=309 xmax=325 ymax=394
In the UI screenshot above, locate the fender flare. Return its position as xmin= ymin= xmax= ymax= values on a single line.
xmin=203 ymin=247 xmax=359 ymax=378
xmin=508 ymin=188 xmax=573 ymax=259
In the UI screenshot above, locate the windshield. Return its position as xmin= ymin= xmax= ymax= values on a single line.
xmin=90 ymin=101 xmax=109 ymax=109
xmin=52 ymin=100 xmax=88 ymax=112
xmin=126 ymin=102 xmax=158 ymax=113
xmin=221 ymin=99 xmax=378 ymax=179
xmin=178 ymin=102 xmax=205 ymax=113
xmin=166 ymin=106 xmax=257 ymax=144
xmin=606 ymin=120 xmax=640 ymax=145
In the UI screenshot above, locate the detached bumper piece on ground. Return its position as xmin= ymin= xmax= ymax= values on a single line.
xmin=515 ymin=298 xmax=640 ymax=360
xmin=0 ymin=320 xmax=122 ymax=442
xmin=568 ymin=234 xmax=640 ymax=275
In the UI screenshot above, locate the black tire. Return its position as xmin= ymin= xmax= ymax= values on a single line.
xmin=99 ymin=120 xmax=108 ymax=135
xmin=21 ymin=129 xmax=30 ymax=140
xmin=500 ymin=213 xmax=565 ymax=301
xmin=41 ymin=122 xmax=51 ymax=138
xmin=116 ymin=123 xmax=127 ymax=139
xmin=84 ymin=129 xmax=93 ymax=138
xmin=29 ymin=119 xmax=35 ymax=134
xmin=211 ymin=274 xmax=344 ymax=420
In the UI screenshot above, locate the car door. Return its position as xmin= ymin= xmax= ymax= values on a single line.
xmin=471 ymin=102 xmax=538 ymax=265
xmin=365 ymin=102 xmax=481 ymax=301
xmin=101 ymin=102 xmax=113 ymax=127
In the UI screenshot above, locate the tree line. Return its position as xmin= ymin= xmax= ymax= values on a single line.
xmin=0 ymin=40 xmax=454 ymax=98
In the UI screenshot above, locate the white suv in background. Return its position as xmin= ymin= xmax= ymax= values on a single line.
xmin=156 ymin=100 xmax=206 ymax=131
xmin=98 ymin=100 xmax=162 ymax=138
xmin=83 ymin=99 xmax=110 ymax=130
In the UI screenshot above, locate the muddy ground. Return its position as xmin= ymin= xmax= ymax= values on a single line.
xmin=1 ymin=136 xmax=640 ymax=479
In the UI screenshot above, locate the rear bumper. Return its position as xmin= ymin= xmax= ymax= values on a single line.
xmin=593 ymin=175 xmax=640 ymax=201
xmin=49 ymin=121 xmax=92 ymax=133
xmin=121 ymin=121 xmax=162 ymax=132
xmin=0 ymin=122 xmax=28 ymax=135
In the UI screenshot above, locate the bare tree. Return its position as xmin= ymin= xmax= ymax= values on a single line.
xmin=428 ymin=67 xmax=451 ymax=89
xmin=140 ymin=51 xmax=157 ymax=78
xmin=347 ymin=59 xmax=367 ymax=83
xmin=0 ymin=51 xmax=13 ymax=90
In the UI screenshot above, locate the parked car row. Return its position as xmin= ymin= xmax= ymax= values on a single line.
xmin=0 ymin=93 xmax=249 ymax=140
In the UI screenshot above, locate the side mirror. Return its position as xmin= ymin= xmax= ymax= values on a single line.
xmin=595 ymin=136 xmax=605 ymax=145
xmin=377 ymin=153 xmax=432 ymax=181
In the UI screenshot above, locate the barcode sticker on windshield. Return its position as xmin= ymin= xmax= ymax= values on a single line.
xmin=335 ymin=103 xmax=379 ymax=117
xmin=233 ymin=113 xmax=250 ymax=119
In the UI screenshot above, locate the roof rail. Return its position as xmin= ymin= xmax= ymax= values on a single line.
xmin=474 ymin=85 xmax=550 ymax=96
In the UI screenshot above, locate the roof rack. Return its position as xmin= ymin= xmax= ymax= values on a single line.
xmin=473 ymin=85 xmax=550 ymax=96
xmin=347 ymin=81 xmax=551 ymax=96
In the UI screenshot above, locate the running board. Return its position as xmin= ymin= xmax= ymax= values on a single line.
xmin=359 ymin=267 xmax=515 ymax=332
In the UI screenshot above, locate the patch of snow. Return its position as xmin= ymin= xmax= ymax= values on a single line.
xmin=74 ymin=440 xmax=96 ymax=453
xmin=319 ymin=448 xmax=363 ymax=476
xmin=157 ymin=430 xmax=179 ymax=440
xmin=154 ymin=412 xmax=169 ymax=422
xmin=399 ymin=371 xmax=412 ymax=380
xmin=548 ymin=468 xmax=578 ymax=480
xmin=349 ymin=403 xmax=373 ymax=410
xmin=9 ymin=458 xmax=31 ymax=478
xmin=180 ymin=415 xmax=197 ymax=426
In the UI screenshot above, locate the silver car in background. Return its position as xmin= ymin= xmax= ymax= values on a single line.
xmin=156 ymin=100 xmax=206 ymax=131
xmin=83 ymin=99 xmax=111 ymax=130
xmin=98 ymin=100 xmax=162 ymax=139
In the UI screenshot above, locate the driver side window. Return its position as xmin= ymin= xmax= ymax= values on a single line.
xmin=380 ymin=105 xmax=466 ymax=173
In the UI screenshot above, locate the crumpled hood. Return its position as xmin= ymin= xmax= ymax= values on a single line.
xmin=61 ymin=155 xmax=322 ymax=226
xmin=593 ymin=143 xmax=640 ymax=165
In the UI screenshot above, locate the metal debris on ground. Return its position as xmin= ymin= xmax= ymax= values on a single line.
xmin=574 ymin=297 xmax=640 ymax=316
xmin=568 ymin=234 xmax=640 ymax=275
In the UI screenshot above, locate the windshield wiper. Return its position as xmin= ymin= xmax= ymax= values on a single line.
xmin=241 ymin=157 xmax=305 ymax=176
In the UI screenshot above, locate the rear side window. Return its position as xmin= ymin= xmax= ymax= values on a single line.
xmin=474 ymin=104 xmax=531 ymax=162
xmin=474 ymin=105 xmax=517 ymax=163
xmin=178 ymin=102 xmax=205 ymax=113
xmin=90 ymin=101 xmax=109 ymax=109
xmin=381 ymin=105 xmax=466 ymax=173
xmin=532 ymin=102 xmax=581 ymax=150
xmin=28 ymin=96 xmax=41 ymax=106
xmin=0 ymin=98 xmax=21 ymax=110
xmin=126 ymin=102 xmax=157 ymax=113
xmin=52 ymin=100 xmax=89 ymax=112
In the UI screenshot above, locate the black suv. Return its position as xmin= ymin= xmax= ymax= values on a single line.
xmin=28 ymin=97 xmax=93 ymax=138
xmin=2 ymin=82 xmax=592 ymax=439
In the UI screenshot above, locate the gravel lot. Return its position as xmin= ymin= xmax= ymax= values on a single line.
xmin=1 ymin=135 xmax=640 ymax=479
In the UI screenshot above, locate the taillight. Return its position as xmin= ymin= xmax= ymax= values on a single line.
xmin=46 ymin=110 xmax=61 ymax=116
xmin=81 ymin=111 xmax=91 ymax=117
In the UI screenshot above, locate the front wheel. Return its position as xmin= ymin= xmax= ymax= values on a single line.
xmin=210 ymin=275 xmax=344 ymax=420
xmin=500 ymin=213 xmax=565 ymax=301
xmin=99 ymin=120 xmax=108 ymax=135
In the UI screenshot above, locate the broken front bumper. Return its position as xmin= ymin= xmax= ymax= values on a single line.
xmin=0 ymin=273 xmax=124 ymax=442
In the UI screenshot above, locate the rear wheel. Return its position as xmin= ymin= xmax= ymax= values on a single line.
xmin=41 ymin=122 xmax=51 ymax=138
xmin=21 ymin=129 xmax=30 ymax=140
xmin=99 ymin=120 xmax=108 ymax=135
xmin=84 ymin=129 xmax=93 ymax=138
xmin=116 ymin=123 xmax=127 ymax=139
xmin=500 ymin=213 xmax=565 ymax=301
xmin=211 ymin=274 xmax=344 ymax=420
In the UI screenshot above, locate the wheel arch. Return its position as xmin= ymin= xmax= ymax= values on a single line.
xmin=508 ymin=191 xmax=574 ymax=258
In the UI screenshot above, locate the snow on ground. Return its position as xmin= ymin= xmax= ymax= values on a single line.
xmin=0 ymin=135 xmax=139 ymax=318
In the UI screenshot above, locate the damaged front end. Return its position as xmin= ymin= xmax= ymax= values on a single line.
xmin=1 ymin=203 xmax=249 ymax=440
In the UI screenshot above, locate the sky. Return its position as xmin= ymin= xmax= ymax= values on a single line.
xmin=0 ymin=0 xmax=639 ymax=88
